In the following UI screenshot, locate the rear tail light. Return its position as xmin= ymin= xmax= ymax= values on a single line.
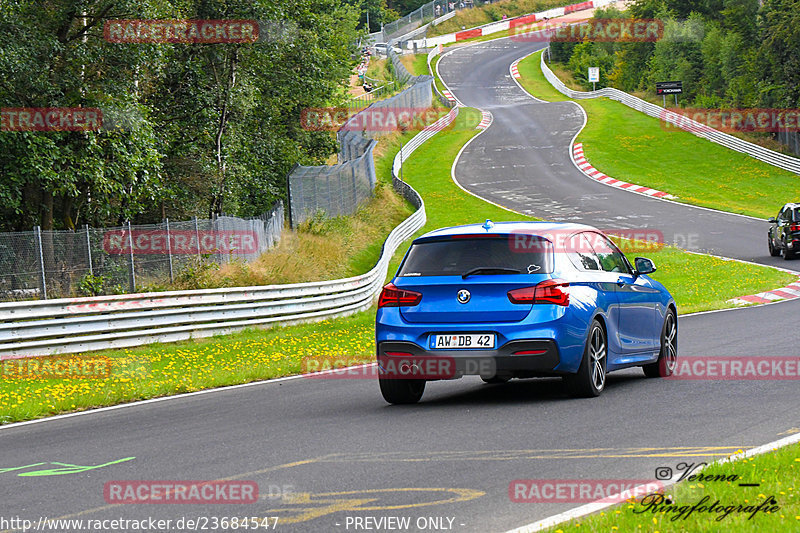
xmin=513 ymin=349 xmax=547 ymax=355
xmin=507 ymin=279 xmax=569 ymax=306
xmin=791 ymin=224 xmax=800 ymax=232
xmin=378 ymin=283 xmax=422 ymax=307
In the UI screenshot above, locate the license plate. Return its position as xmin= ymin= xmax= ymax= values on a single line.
xmin=430 ymin=333 xmax=495 ymax=350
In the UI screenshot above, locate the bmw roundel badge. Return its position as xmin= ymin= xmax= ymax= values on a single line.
xmin=457 ymin=289 xmax=471 ymax=304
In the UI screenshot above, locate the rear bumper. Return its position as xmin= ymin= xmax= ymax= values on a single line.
xmin=377 ymin=339 xmax=561 ymax=380
xmin=375 ymin=307 xmax=588 ymax=374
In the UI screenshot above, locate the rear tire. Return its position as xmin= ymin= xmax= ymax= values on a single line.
xmin=769 ymin=235 xmax=781 ymax=257
xmin=784 ymin=242 xmax=796 ymax=260
xmin=379 ymin=377 xmax=425 ymax=404
xmin=644 ymin=309 xmax=677 ymax=378
xmin=564 ymin=319 xmax=606 ymax=398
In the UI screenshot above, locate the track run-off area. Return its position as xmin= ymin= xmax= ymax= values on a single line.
xmin=2 ymin=37 xmax=800 ymax=533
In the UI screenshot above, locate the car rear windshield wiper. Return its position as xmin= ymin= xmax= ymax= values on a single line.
xmin=461 ymin=267 xmax=521 ymax=279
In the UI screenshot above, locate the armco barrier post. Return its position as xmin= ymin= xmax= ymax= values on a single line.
xmin=127 ymin=220 xmax=136 ymax=293
xmin=286 ymin=163 xmax=298 ymax=228
xmin=35 ymin=225 xmax=47 ymax=300
xmin=165 ymin=218 xmax=174 ymax=282
xmin=351 ymin=164 xmax=359 ymax=210
xmin=327 ymin=167 xmax=334 ymax=214
xmin=85 ymin=224 xmax=93 ymax=276
xmin=399 ymin=143 xmax=404 ymax=181
xmin=193 ymin=216 xmax=201 ymax=262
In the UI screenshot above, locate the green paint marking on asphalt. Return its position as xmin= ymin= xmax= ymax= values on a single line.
xmin=0 ymin=463 xmax=46 ymax=475
xmin=3 ymin=457 xmax=135 ymax=477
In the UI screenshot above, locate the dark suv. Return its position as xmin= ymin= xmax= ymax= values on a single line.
xmin=768 ymin=203 xmax=800 ymax=259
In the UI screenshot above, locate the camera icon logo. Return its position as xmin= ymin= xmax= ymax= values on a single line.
xmin=655 ymin=467 xmax=673 ymax=480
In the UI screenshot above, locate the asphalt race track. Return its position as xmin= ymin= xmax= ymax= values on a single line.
xmin=2 ymin=37 xmax=799 ymax=533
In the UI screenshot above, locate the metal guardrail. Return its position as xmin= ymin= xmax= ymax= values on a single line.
xmin=0 ymin=103 xmax=468 ymax=358
xmin=540 ymin=49 xmax=800 ymax=175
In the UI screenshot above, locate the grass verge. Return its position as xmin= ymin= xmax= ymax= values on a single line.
xmin=0 ymin=313 xmax=376 ymax=426
xmin=429 ymin=54 xmax=449 ymax=96
xmin=544 ymin=442 xmax=800 ymax=532
xmin=400 ymin=53 xmax=430 ymax=77
xmin=365 ymin=57 xmax=392 ymax=83
xmin=516 ymin=51 xmax=800 ymax=219
xmin=0 ymin=108 xmax=792 ymax=424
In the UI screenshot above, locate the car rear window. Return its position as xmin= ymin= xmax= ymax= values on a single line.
xmin=397 ymin=236 xmax=554 ymax=276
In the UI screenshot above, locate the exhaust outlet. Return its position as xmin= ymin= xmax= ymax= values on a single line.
xmin=399 ymin=362 xmax=420 ymax=374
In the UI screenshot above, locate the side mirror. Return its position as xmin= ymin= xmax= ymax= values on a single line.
xmin=634 ymin=257 xmax=656 ymax=276
xmin=768 ymin=217 xmax=777 ymax=223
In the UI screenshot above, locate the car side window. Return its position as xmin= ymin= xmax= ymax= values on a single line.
xmin=566 ymin=233 xmax=601 ymax=271
xmin=584 ymin=232 xmax=630 ymax=273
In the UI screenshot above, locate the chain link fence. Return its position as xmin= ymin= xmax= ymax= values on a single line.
xmin=0 ymin=202 xmax=283 ymax=301
xmin=776 ymin=128 xmax=800 ymax=157
xmin=287 ymin=148 xmax=377 ymax=226
xmin=287 ymin=56 xmax=434 ymax=226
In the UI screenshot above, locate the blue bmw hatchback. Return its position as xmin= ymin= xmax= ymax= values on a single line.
xmin=375 ymin=221 xmax=677 ymax=404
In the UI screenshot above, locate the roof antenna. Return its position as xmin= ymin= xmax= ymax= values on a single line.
xmin=482 ymin=219 xmax=494 ymax=231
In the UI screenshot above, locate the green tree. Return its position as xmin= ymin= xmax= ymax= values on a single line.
xmin=756 ymin=0 xmax=800 ymax=108
xmin=147 ymin=0 xmax=359 ymax=218
xmin=345 ymin=0 xmax=398 ymax=33
xmin=0 ymin=0 xmax=362 ymax=229
xmin=0 ymin=0 xmax=168 ymax=230
xmin=644 ymin=14 xmax=705 ymax=101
